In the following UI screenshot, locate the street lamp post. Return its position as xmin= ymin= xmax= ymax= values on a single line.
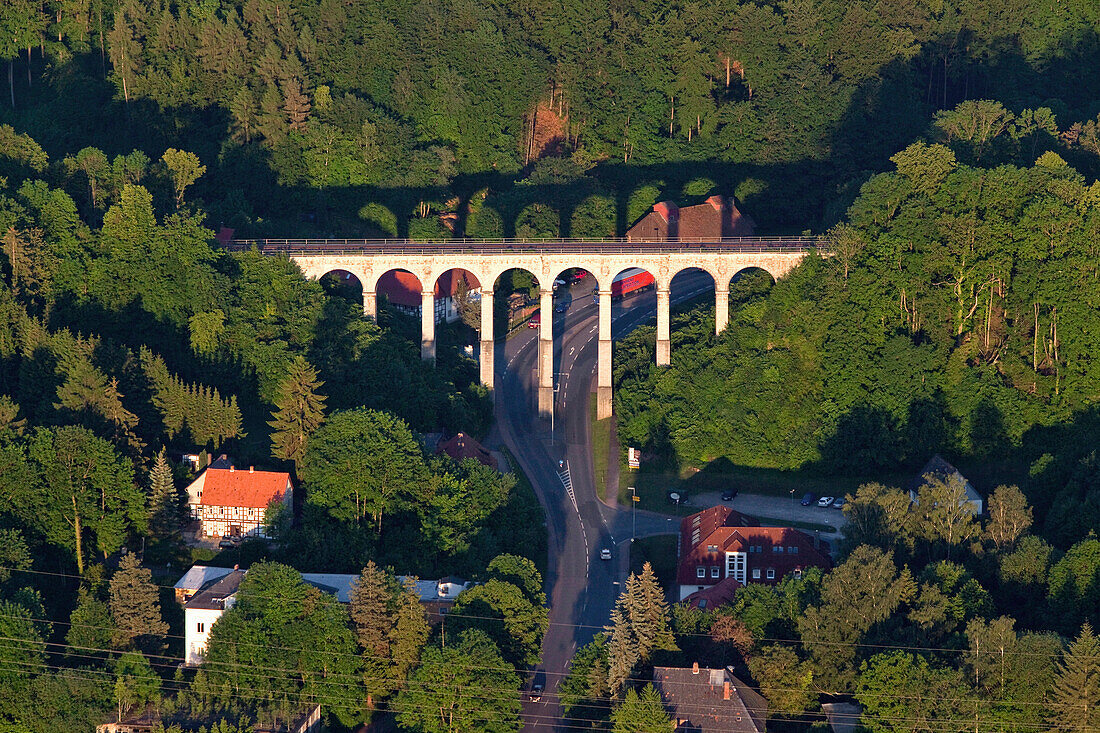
xmin=629 ymin=486 xmax=638 ymax=542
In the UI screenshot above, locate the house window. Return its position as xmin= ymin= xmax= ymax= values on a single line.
xmin=766 ymin=568 xmax=775 ymax=579
xmin=711 ymin=567 xmax=720 ymax=578
xmin=697 ymin=566 xmax=706 ymax=578
xmin=790 ymin=546 xmax=798 ymax=554
xmin=755 ymin=545 xmax=763 ymax=553
xmin=197 ymin=622 xmax=205 ymax=633
xmin=774 ymin=545 xmax=784 ymax=553
xmin=793 ymin=569 xmax=803 ymax=580
xmin=692 ymin=529 xmax=701 ymax=544
xmin=707 ymin=545 xmax=718 ymax=553
xmin=752 ymin=569 xmax=761 ymax=579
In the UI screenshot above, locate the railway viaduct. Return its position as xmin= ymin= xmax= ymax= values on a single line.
xmin=229 ymin=238 xmax=825 ymax=419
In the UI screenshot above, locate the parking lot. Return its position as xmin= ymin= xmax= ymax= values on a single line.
xmin=688 ymin=489 xmax=849 ymax=534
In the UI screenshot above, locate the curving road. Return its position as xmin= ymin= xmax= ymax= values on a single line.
xmin=488 ymin=273 xmax=715 ymax=731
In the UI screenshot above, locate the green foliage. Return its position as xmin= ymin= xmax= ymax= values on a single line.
xmin=1047 ymin=623 xmax=1100 ymax=732
xmin=1047 ymin=537 xmax=1100 ymax=633
xmin=559 ymin=637 xmax=610 ymax=728
xmin=450 ymin=568 xmax=549 ymax=668
xmin=199 ymin=562 xmax=363 ymax=728
xmin=856 ymin=652 xmax=967 ymax=733
xmin=148 ymin=449 xmax=178 ymax=538
xmin=5 ymin=425 xmax=143 ymax=575
xmin=394 ymin=630 xmax=521 ymax=733
xmin=267 ymin=355 xmax=326 ymax=467
xmin=611 ymin=685 xmax=673 ymax=733
xmin=108 ymin=552 xmax=169 ymax=652
xmin=113 ymin=652 xmax=161 ymax=722
xmin=301 ymin=408 xmax=426 ymax=531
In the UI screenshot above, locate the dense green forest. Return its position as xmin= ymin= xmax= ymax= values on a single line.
xmin=2 ymin=0 xmax=1100 ymax=235
xmin=2 ymin=0 xmax=1100 ymax=729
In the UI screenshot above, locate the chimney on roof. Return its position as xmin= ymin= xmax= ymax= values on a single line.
xmin=723 ymin=681 xmax=731 ymax=700
xmin=692 ymin=662 xmax=700 ymax=675
xmin=229 ymin=465 xmax=234 ymax=473
xmin=249 ymin=466 xmax=254 ymax=473
xmin=233 ymin=564 xmax=239 ymax=570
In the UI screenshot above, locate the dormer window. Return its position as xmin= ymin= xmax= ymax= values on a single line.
xmin=710 ymin=567 xmax=719 ymax=578
xmin=697 ymin=566 xmax=706 ymax=578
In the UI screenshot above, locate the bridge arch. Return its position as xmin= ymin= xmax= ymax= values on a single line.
xmin=669 ymin=267 xmax=718 ymax=341
xmin=318 ymin=268 xmax=365 ymax=306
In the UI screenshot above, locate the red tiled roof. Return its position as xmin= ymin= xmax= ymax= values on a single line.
xmin=683 ymin=576 xmax=742 ymax=609
xmin=200 ymin=468 xmax=292 ymax=509
xmin=436 ymin=432 xmax=497 ymax=470
xmin=626 ymin=197 xmax=756 ymax=241
xmin=377 ymin=269 xmax=480 ymax=308
xmin=652 ymin=666 xmax=767 ymax=733
xmin=677 ymin=506 xmax=830 ymax=586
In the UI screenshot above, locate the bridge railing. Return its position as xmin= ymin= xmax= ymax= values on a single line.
xmin=224 ymin=236 xmax=828 ymax=256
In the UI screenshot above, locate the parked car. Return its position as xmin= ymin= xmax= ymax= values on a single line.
xmin=721 ymin=489 xmax=737 ymax=501
xmin=555 ymin=301 xmax=568 ymax=313
xmin=817 ymin=496 xmax=835 ymax=508
xmin=832 ymin=496 xmax=847 ymax=510
xmin=800 ymin=492 xmax=815 ymax=506
xmin=552 ymin=278 xmax=567 ymax=290
xmin=218 ymin=536 xmax=240 ymax=549
xmin=600 ymin=548 xmax=612 ymax=560
xmin=667 ymin=491 xmax=683 ymax=505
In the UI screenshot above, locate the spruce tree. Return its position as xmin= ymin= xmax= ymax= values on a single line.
xmin=147 ymin=449 xmax=177 ymax=537
xmin=630 ymin=562 xmax=676 ymax=658
xmin=387 ymin=577 xmax=430 ymax=692
xmin=1048 ymin=623 xmax=1100 ymax=732
xmin=605 ymin=604 xmax=639 ymax=697
xmin=349 ymin=561 xmax=395 ymax=656
xmin=268 ymin=356 xmax=326 ymax=468
xmin=612 ymin=685 xmax=674 ymax=733
xmin=108 ymin=552 xmax=168 ymax=652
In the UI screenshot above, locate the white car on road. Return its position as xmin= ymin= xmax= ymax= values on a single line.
xmin=600 ymin=548 xmax=612 ymax=560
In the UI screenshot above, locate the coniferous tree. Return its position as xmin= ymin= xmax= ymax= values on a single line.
xmin=268 ymin=356 xmax=326 ymax=468
xmin=108 ymin=552 xmax=168 ymax=652
xmin=1048 ymin=623 xmax=1100 ymax=732
xmin=630 ymin=562 xmax=675 ymax=658
xmin=147 ymin=449 xmax=177 ymax=537
xmin=388 ymin=577 xmax=431 ymax=691
xmin=605 ymin=604 xmax=638 ymax=697
xmin=612 ymin=685 xmax=673 ymax=733
xmin=349 ymin=560 xmax=396 ymax=656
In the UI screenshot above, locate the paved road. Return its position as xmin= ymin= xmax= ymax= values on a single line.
xmin=490 ymin=274 xmax=713 ymax=731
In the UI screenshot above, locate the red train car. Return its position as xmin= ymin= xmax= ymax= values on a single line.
xmin=611 ymin=268 xmax=656 ymax=299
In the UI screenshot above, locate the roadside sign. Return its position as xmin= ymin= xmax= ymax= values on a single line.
xmin=628 ymin=447 xmax=640 ymax=468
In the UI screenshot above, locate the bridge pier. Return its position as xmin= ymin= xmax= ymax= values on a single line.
xmin=480 ymin=290 xmax=494 ymax=388
xmin=421 ymin=290 xmax=435 ymax=363
xmin=597 ymin=289 xmax=613 ymax=420
xmin=363 ymin=290 xmax=376 ymax=320
xmin=656 ymin=287 xmax=671 ymax=366
xmin=538 ymin=288 xmax=554 ymax=419
xmin=715 ymin=288 xmax=729 ymax=334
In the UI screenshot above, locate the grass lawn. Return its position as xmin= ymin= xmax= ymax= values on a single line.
xmin=628 ymin=535 xmax=679 ymax=595
xmin=500 ymin=447 xmax=550 ymax=578
xmin=590 ymin=396 xmax=612 ymax=501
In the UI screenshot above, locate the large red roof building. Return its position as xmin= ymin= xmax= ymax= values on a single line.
xmin=626 ymin=195 xmax=755 ymax=242
xmin=185 ymin=466 xmax=293 ymax=540
xmin=676 ymin=506 xmax=830 ymax=601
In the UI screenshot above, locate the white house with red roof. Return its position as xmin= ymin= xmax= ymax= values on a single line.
xmin=185 ymin=465 xmax=293 ymax=539
xmin=677 ymin=506 xmax=830 ymax=601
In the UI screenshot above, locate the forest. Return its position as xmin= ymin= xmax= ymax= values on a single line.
xmin=2 ymin=0 xmax=1100 ymax=730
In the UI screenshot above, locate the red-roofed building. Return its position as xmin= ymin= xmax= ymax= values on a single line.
xmin=377 ymin=269 xmax=480 ymax=323
xmin=436 ymin=432 xmax=498 ymax=470
xmin=677 ymin=506 xmax=830 ymax=601
xmin=185 ymin=466 xmax=293 ymax=539
xmin=626 ymin=196 xmax=755 ymax=242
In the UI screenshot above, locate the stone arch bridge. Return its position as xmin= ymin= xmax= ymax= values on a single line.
xmin=227 ymin=238 xmax=826 ymax=418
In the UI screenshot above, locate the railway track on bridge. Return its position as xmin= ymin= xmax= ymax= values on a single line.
xmin=224 ymin=236 xmax=827 ymax=256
